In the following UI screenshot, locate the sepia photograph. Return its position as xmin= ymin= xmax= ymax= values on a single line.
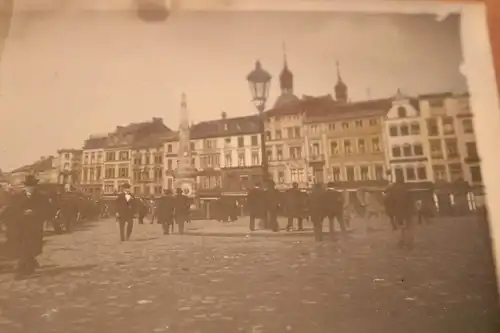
xmin=0 ymin=1 xmax=499 ymax=332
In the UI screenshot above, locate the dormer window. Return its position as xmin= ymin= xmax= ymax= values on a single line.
xmin=397 ymin=106 xmax=407 ymax=118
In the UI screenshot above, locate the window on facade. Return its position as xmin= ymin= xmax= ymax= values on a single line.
xmin=392 ymin=145 xmax=401 ymax=158
xmin=410 ymin=122 xmax=420 ymax=135
xmin=413 ymin=143 xmax=423 ymax=156
xmin=406 ymin=167 xmax=416 ymax=180
xmin=251 ymin=152 xmax=260 ymax=165
xmin=97 ymin=153 xmax=102 ymax=162
xmin=417 ymin=165 xmax=427 ymax=180
xmin=389 ymin=125 xmax=398 ymax=136
xmin=442 ymin=117 xmax=455 ymax=135
xmin=275 ymin=145 xmax=283 ymax=160
xmin=432 ymin=165 xmax=446 ymax=181
xmin=403 ymin=144 xmax=412 ymax=157
xmin=289 ymin=146 xmax=301 ymax=159
xmin=357 ymin=139 xmax=365 ymax=153
xmin=251 ymin=135 xmax=258 ymax=146
xmin=266 ymin=148 xmax=273 ymax=161
xmin=167 ymin=159 xmax=173 ymax=170
xmin=106 ymin=152 xmax=115 ymax=161
xmin=167 ymin=178 xmax=173 ymax=189
xmin=355 ymin=120 xmax=363 ymax=128
xmin=167 ymin=144 xmax=173 ymax=153
xmin=119 ymin=151 xmax=129 ymax=161
xmin=90 ymin=153 xmax=95 ymax=164
xmin=346 ymin=166 xmax=355 ymax=181
xmin=397 ymin=106 xmax=407 ymax=118
xmin=427 ymin=119 xmax=439 ymax=136
xmin=63 ymin=163 xmax=70 ymax=171
xmin=328 ymin=123 xmax=335 ymax=131
xmin=344 ymin=140 xmax=352 ymax=154
xmin=286 ymin=127 xmax=293 ymax=139
xmin=429 ymin=139 xmax=443 ymax=159
xmin=190 ymin=142 xmax=195 ymax=150
xmin=470 ymin=166 xmax=482 ymax=183
xmin=445 ymin=139 xmax=459 ymax=158
xmin=238 ymin=152 xmax=245 ymax=166
xmin=64 ymin=153 xmax=70 ymax=160
xmin=89 ymin=168 xmax=95 ymax=182
xmin=360 ymin=166 xmax=369 ymax=180
xmin=372 ymin=138 xmax=380 ymax=152
xmin=394 ymin=167 xmax=404 ymax=182
xmin=82 ymin=168 xmax=88 ymax=183
xmin=145 ymin=155 xmax=150 ymax=165
xmin=448 ymin=163 xmax=463 ymax=181
xmin=374 ymin=165 xmax=384 ymax=180
xmin=290 ymin=169 xmax=305 ymax=183
xmin=224 ymin=138 xmax=231 ymax=146
xmin=330 ymin=141 xmax=339 ymax=155
xmin=310 ymin=125 xmax=319 ymax=133
xmin=278 ymin=171 xmax=285 ymax=183
xmin=311 ymin=143 xmax=320 ymax=156
xmin=134 ymin=156 xmax=141 ymax=165
xmin=105 ymin=167 xmax=115 ymax=179
xmin=462 ymin=119 xmax=474 ymax=134
xmin=400 ymin=124 xmax=409 ymax=136
xmin=466 ymin=141 xmax=478 ymax=158
xmin=369 ymin=119 xmax=378 ymax=126
xmin=154 ymin=168 xmax=163 ymax=180
xmin=237 ymin=136 xmax=245 ymax=147
xmin=294 ymin=127 xmax=301 ymax=138
xmin=272 ymin=130 xmax=281 ymax=140
xmin=332 ymin=167 xmax=341 ymax=181
xmin=342 ymin=122 xmax=349 ymax=129
xmin=154 ymin=155 xmax=163 ymax=164
xmin=96 ymin=167 xmax=101 ymax=180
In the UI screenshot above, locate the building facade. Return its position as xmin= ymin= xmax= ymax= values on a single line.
xmin=80 ymin=135 xmax=107 ymax=195
xmin=9 ymin=156 xmax=58 ymax=188
xmin=384 ymin=90 xmax=432 ymax=186
xmin=56 ymin=149 xmax=82 ymax=189
xmin=304 ymin=97 xmax=390 ymax=190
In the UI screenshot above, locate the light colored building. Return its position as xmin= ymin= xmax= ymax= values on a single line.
xmin=80 ymin=134 xmax=107 ymax=195
xmin=304 ymin=97 xmax=390 ymax=189
xmin=384 ymin=90 xmax=432 ymax=185
xmin=9 ymin=156 xmax=58 ymax=187
xmin=56 ymin=149 xmax=82 ymax=189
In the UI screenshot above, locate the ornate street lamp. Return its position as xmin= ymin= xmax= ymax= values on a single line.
xmin=246 ymin=60 xmax=272 ymax=184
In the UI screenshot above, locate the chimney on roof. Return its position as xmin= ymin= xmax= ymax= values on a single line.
xmin=221 ymin=111 xmax=227 ymax=119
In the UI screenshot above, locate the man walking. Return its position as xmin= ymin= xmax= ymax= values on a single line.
xmin=247 ymin=183 xmax=263 ymax=231
xmin=0 ymin=175 xmax=49 ymax=278
xmin=157 ymin=189 xmax=175 ymax=235
xmin=385 ymin=175 xmax=414 ymax=249
xmin=115 ymin=183 xmax=136 ymax=241
xmin=285 ymin=182 xmax=305 ymax=231
xmin=323 ymin=182 xmax=347 ymax=239
xmin=174 ymin=188 xmax=191 ymax=234
xmin=308 ymin=183 xmax=326 ymax=241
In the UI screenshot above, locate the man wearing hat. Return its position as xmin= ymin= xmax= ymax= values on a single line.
xmin=157 ymin=189 xmax=176 ymax=234
xmin=0 ymin=175 xmax=50 ymax=278
xmin=115 ymin=183 xmax=136 ymax=241
xmin=323 ymin=181 xmax=347 ymax=239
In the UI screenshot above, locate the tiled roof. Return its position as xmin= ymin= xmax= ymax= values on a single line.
xmin=132 ymin=128 xmax=174 ymax=149
xmin=190 ymin=115 xmax=260 ymax=140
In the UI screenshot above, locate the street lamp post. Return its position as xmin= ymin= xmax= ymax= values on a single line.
xmin=246 ymin=60 xmax=272 ymax=186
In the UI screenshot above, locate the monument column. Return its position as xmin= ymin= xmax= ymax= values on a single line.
xmin=173 ymin=93 xmax=198 ymax=199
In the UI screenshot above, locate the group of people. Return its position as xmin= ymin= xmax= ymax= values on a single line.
xmin=114 ymin=183 xmax=192 ymax=241
xmin=246 ymin=177 xmax=425 ymax=248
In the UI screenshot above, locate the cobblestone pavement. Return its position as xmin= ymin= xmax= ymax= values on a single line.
xmin=0 ymin=216 xmax=498 ymax=333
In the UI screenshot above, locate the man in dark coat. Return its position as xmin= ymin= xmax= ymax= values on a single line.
xmin=0 ymin=175 xmax=50 ymax=278
xmin=247 ymin=183 xmax=263 ymax=231
xmin=115 ymin=183 xmax=136 ymax=241
xmin=58 ymin=191 xmax=79 ymax=233
xmin=174 ymin=188 xmax=191 ymax=234
xmin=137 ymin=198 xmax=148 ymax=224
xmin=285 ymin=182 xmax=305 ymax=231
xmin=323 ymin=182 xmax=347 ymax=238
xmin=308 ymin=183 xmax=326 ymax=241
xmin=263 ymin=180 xmax=280 ymax=232
xmin=157 ymin=189 xmax=175 ymax=235
xmin=385 ymin=176 xmax=414 ymax=249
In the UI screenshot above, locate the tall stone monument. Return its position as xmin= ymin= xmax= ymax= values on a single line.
xmin=173 ymin=93 xmax=197 ymax=199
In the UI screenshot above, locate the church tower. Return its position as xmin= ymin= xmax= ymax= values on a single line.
xmin=174 ymin=93 xmax=197 ymax=197
xmin=334 ymin=61 xmax=348 ymax=103
xmin=273 ymin=42 xmax=300 ymax=108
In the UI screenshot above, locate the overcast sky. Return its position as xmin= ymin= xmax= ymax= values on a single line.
xmin=0 ymin=10 xmax=465 ymax=171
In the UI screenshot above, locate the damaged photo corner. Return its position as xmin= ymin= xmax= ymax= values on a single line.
xmin=0 ymin=0 xmax=500 ymax=332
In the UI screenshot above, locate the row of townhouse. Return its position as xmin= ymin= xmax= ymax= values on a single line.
xmin=51 ymin=90 xmax=480 ymax=211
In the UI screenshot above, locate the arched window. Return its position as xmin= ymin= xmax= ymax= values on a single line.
xmin=400 ymin=123 xmax=409 ymax=136
xmin=392 ymin=145 xmax=401 ymax=157
xmin=403 ymin=143 xmax=412 ymax=156
xmin=397 ymin=106 xmax=407 ymax=118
